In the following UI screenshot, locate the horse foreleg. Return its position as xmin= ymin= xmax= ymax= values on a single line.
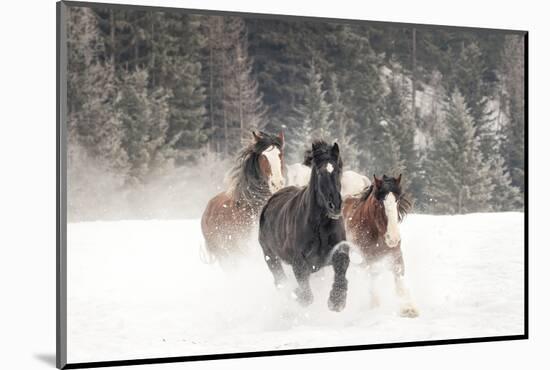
xmin=392 ymin=250 xmax=419 ymax=318
xmin=328 ymin=243 xmax=350 ymax=312
xmin=264 ymin=252 xmax=287 ymax=289
xmin=367 ymin=267 xmax=381 ymax=309
xmin=292 ymin=263 xmax=313 ymax=306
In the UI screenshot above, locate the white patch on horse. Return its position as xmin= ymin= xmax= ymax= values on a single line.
xmin=262 ymin=146 xmax=284 ymax=193
xmin=383 ymin=192 xmax=401 ymax=248
xmin=341 ymin=170 xmax=371 ymax=196
xmin=326 ymin=163 xmax=334 ymax=173
xmin=286 ymin=163 xmax=310 ymax=187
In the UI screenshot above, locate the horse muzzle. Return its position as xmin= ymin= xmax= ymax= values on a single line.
xmin=327 ymin=212 xmax=342 ymax=220
xmin=384 ymin=235 xmax=401 ymax=248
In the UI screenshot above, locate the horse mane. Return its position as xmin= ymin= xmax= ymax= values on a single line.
xmin=303 ymin=149 xmax=313 ymax=167
xmin=310 ymin=140 xmax=343 ymax=172
xmin=359 ymin=184 xmax=374 ymax=202
xmin=226 ymin=132 xmax=283 ymax=207
xmin=397 ymin=194 xmax=413 ymax=221
xmin=358 ymin=184 xmax=412 ymax=222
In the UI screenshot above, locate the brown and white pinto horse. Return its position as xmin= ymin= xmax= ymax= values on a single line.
xmin=343 ymin=174 xmax=419 ymax=317
xmin=201 ymin=131 xmax=285 ymax=267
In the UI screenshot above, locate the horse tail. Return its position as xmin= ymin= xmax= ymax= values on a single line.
xmin=199 ymin=239 xmax=216 ymax=265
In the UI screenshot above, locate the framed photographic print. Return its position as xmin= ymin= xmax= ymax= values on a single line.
xmin=56 ymin=1 xmax=527 ymax=368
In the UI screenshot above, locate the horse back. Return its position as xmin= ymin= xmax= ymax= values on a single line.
xmin=342 ymin=196 xmax=366 ymax=245
xmin=201 ymin=192 xmax=254 ymax=251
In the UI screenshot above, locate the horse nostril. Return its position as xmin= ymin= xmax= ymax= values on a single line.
xmin=328 ymin=202 xmax=335 ymax=210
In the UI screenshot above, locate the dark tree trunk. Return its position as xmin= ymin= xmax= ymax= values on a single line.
xmin=411 ymin=27 xmax=417 ymax=127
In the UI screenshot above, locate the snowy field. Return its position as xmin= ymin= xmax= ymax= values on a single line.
xmin=67 ymin=212 xmax=525 ymax=363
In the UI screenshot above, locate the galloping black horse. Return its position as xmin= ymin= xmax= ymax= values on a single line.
xmin=259 ymin=140 xmax=350 ymax=312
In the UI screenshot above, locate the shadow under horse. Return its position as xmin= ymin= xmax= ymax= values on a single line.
xmin=259 ymin=140 xmax=350 ymax=312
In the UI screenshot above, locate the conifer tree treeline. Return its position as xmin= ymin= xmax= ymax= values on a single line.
xmin=67 ymin=5 xmax=525 ymax=216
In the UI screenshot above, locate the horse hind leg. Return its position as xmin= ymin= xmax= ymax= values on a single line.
xmin=392 ymin=251 xmax=419 ymax=318
xmin=328 ymin=243 xmax=350 ymax=312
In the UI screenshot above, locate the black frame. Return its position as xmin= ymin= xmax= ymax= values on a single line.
xmin=56 ymin=1 xmax=529 ymax=368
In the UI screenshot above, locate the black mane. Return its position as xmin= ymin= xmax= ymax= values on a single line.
xmin=227 ymin=131 xmax=283 ymax=208
xmin=311 ymin=140 xmax=342 ymax=168
xmin=303 ymin=149 xmax=313 ymax=167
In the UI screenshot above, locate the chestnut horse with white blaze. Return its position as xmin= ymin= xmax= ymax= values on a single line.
xmin=342 ymin=174 xmax=419 ymax=317
xmin=201 ymin=131 xmax=285 ymax=266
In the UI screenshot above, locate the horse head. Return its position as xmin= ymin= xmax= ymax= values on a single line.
xmin=253 ymin=130 xmax=285 ymax=194
xmin=371 ymin=174 xmax=405 ymax=248
xmin=310 ymin=140 xmax=343 ymax=220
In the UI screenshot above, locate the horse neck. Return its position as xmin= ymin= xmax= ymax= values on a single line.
xmin=360 ymin=194 xmax=386 ymax=241
xmin=304 ymin=168 xmax=325 ymax=224
xmin=233 ymin=155 xmax=270 ymax=211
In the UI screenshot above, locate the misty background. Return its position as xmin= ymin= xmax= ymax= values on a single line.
xmin=66 ymin=5 xmax=525 ymax=221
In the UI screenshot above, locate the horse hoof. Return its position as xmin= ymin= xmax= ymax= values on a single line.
xmin=328 ymin=298 xmax=346 ymax=312
xmin=328 ymin=290 xmax=347 ymax=312
xmin=293 ymin=288 xmax=313 ymax=307
xmin=370 ymin=295 xmax=381 ymax=309
xmin=399 ymin=304 xmax=419 ymax=318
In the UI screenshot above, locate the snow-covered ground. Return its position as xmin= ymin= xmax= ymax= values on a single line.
xmin=67 ymin=212 xmax=525 ymax=363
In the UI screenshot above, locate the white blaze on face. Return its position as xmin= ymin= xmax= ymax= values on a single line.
xmin=383 ymin=192 xmax=401 ymax=248
xmin=263 ymin=146 xmax=285 ymax=193
xmin=326 ymin=163 xmax=334 ymax=173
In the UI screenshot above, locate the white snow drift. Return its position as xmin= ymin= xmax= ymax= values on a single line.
xmin=67 ymin=212 xmax=524 ymax=363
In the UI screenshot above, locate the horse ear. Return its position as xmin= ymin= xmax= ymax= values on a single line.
xmin=373 ymin=174 xmax=382 ymax=188
xmin=383 ymin=174 xmax=388 ymax=180
xmin=396 ymin=173 xmax=402 ymax=184
xmin=331 ymin=142 xmax=340 ymax=158
xmin=252 ymin=130 xmax=262 ymax=142
xmin=278 ymin=131 xmax=284 ymax=145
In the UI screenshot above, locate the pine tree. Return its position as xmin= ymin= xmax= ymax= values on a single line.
xmin=116 ymin=69 xmax=170 ymax=184
xmin=425 ymin=90 xmax=493 ymax=214
xmin=328 ymin=74 xmax=360 ymax=170
xmin=116 ymin=69 xmax=151 ymax=183
xmin=67 ymin=7 xmax=128 ymax=175
xmin=245 ymin=18 xmax=312 ymax=135
xmin=488 ymin=155 xmax=522 ymax=211
xmin=202 ymin=16 xmax=266 ymax=154
xmin=146 ymin=13 xmax=208 ymax=164
xmin=145 ymin=86 xmax=172 ymax=176
xmin=381 ymin=76 xmax=422 ymax=198
xmin=166 ymin=58 xmax=207 ymax=163
xmin=288 ymin=61 xmax=332 ymax=162
xmin=231 ymin=38 xmax=268 ymax=144
xmin=221 ymin=24 xmax=267 ymax=147
xmin=333 ymin=24 xmax=385 ymax=170
xmin=500 ymin=35 xmax=525 ymax=193
xmin=448 ymin=42 xmax=496 ymax=158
